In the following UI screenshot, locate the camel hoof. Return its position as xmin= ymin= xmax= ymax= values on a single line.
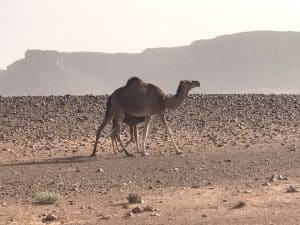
xmin=125 ymin=153 xmax=134 ymax=157
xmin=176 ymin=151 xmax=183 ymax=155
xmin=90 ymin=153 xmax=97 ymax=157
xmin=141 ymin=152 xmax=149 ymax=156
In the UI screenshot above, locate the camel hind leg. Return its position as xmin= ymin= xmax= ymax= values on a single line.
xmin=125 ymin=125 xmax=135 ymax=147
xmin=91 ymin=97 xmax=113 ymax=157
xmin=112 ymin=123 xmax=133 ymax=157
xmin=91 ymin=117 xmax=112 ymax=157
xmin=111 ymin=135 xmax=120 ymax=154
xmin=125 ymin=123 xmax=140 ymax=153
xmin=113 ymin=113 xmax=134 ymax=157
xmin=141 ymin=116 xmax=152 ymax=156
xmin=111 ymin=118 xmax=123 ymax=154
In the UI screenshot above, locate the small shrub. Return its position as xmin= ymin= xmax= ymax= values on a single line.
xmin=127 ymin=193 xmax=143 ymax=204
xmin=35 ymin=192 xmax=59 ymax=204
xmin=232 ymin=201 xmax=246 ymax=209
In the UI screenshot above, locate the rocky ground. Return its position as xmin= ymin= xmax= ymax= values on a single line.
xmin=0 ymin=94 xmax=299 ymax=225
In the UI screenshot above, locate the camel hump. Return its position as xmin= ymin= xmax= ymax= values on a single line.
xmin=126 ymin=77 xmax=145 ymax=87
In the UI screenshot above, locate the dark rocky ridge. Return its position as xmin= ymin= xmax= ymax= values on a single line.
xmin=0 ymin=94 xmax=299 ymax=150
xmin=1 ymin=31 xmax=300 ymax=96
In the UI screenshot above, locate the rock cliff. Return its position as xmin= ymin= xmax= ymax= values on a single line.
xmin=1 ymin=31 xmax=300 ymax=96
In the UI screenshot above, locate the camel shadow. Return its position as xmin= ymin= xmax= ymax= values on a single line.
xmin=0 ymin=155 xmax=97 ymax=167
xmin=113 ymin=202 xmax=129 ymax=208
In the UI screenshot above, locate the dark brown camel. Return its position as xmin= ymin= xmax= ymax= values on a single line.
xmin=91 ymin=77 xmax=200 ymax=157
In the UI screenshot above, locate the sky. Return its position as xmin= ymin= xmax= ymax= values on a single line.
xmin=1 ymin=0 xmax=300 ymax=69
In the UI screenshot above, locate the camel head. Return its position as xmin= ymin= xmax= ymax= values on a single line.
xmin=179 ymin=80 xmax=200 ymax=92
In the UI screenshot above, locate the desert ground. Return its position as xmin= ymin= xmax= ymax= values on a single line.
xmin=0 ymin=94 xmax=299 ymax=225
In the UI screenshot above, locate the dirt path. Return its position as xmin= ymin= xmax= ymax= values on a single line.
xmin=0 ymin=144 xmax=299 ymax=225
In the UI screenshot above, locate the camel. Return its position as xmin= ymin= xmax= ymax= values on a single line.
xmin=91 ymin=77 xmax=200 ymax=157
xmin=111 ymin=114 xmax=145 ymax=154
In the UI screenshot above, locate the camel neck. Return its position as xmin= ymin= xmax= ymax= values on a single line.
xmin=165 ymin=85 xmax=188 ymax=109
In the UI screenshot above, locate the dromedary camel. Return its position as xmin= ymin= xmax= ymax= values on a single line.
xmin=91 ymin=77 xmax=200 ymax=157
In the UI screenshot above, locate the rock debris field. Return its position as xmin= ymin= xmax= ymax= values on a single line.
xmin=0 ymin=94 xmax=299 ymax=225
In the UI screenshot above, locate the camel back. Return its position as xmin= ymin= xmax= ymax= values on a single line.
xmin=125 ymin=77 xmax=145 ymax=87
xmin=106 ymin=77 xmax=164 ymax=116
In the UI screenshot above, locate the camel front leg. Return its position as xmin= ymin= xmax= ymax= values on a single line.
xmin=158 ymin=114 xmax=182 ymax=155
xmin=134 ymin=124 xmax=140 ymax=152
xmin=141 ymin=116 xmax=152 ymax=156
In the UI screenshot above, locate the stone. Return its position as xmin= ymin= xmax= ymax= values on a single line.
xmin=144 ymin=206 xmax=156 ymax=212
xmin=286 ymin=186 xmax=299 ymax=193
xmin=289 ymin=144 xmax=297 ymax=151
xmin=100 ymin=215 xmax=111 ymax=220
xmin=96 ymin=168 xmax=104 ymax=173
xmin=123 ymin=212 xmax=134 ymax=219
xmin=270 ymin=174 xmax=278 ymax=182
xmin=42 ymin=214 xmax=57 ymax=222
xmin=278 ymin=175 xmax=287 ymax=180
xmin=132 ymin=207 xmax=142 ymax=214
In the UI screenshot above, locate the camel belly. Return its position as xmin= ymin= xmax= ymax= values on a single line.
xmin=124 ymin=104 xmax=158 ymax=117
xmin=125 ymin=109 xmax=154 ymax=117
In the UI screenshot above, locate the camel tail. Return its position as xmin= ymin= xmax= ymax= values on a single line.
xmin=105 ymin=95 xmax=113 ymax=119
xmin=106 ymin=96 xmax=117 ymax=129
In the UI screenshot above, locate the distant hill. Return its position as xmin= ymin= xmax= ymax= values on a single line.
xmin=1 ymin=31 xmax=300 ymax=96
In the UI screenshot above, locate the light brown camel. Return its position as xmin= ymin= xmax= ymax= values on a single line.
xmin=91 ymin=77 xmax=200 ymax=157
xmin=111 ymin=114 xmax=145 ymax=154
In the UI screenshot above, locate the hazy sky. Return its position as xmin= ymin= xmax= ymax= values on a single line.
xmin=1 ymin=0 xmax=300 ymax=69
